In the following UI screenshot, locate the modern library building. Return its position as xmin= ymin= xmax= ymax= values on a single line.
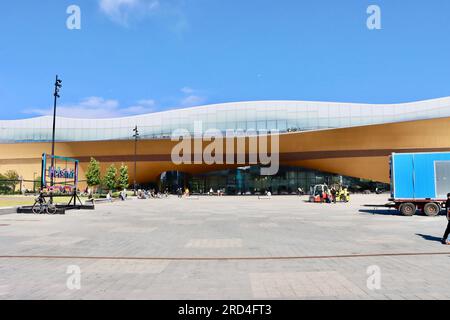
xmin=1 ymin=97 xmax=450 ymax=193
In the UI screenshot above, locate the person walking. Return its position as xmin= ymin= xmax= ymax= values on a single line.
xmin=442 ymin=193 xmax=450 ymax=245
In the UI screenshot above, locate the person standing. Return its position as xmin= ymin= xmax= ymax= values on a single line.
xmin=442 ymin=193 xmax=450 ymax=245
xmin=331 ymin=187 xmax=337 ymax=204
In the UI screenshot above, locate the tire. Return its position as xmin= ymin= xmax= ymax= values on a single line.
xmin=32 ymin=204 xmax=42 ymax=214
xmin=399 ymin=203 xmax=416 ymax=216
xmin=46 ymin=204 xmax=57 ymax=215
xmin=423 ymin=203 xmax=440 ymax=217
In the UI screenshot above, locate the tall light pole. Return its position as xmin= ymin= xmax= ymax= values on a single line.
xmin=133 ymin=126 xmax=140 ymax=194
xmin=50 ymin=75 xmax=62 ymax=203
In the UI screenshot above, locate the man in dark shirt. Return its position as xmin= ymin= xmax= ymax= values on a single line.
xmin=442 ymin=193 xmax=450 ymax=245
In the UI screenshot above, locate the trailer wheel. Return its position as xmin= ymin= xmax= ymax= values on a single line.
xmin=399 ymin=203 xmax=416 ymax=216
xmin=423 ymin=203 xmax=440 ymax=217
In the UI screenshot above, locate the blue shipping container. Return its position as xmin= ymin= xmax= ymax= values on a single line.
xmin=391 ymin=152 xmax=450 ymax=200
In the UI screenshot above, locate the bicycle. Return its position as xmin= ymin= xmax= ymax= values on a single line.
xmin=32 ymin=193 xmax=57 ymax=214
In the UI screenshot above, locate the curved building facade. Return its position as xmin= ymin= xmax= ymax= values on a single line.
xmin=2 ymin=97 xmax=450 ymax=143
xmin=2 ymin=97 xmax=450 ymax=192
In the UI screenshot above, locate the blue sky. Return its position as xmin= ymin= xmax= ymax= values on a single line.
xmin=1 ymin=0 xmax=450 ymax=119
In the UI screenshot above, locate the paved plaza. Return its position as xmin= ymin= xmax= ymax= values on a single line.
xmin=0 ymin=194 xmax=450 ymax=300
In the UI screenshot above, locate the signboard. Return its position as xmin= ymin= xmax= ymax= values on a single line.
xmin=41 ymin=153 xmax=79 ymax=193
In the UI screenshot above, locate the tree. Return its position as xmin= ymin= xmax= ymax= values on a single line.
xmin=103 ymin=164 xmax=118 ymax=191
xmin=33 ymin=175 xmax=41 ymax=192
xmin=4 ymin=170 xmax=19 ymax=193
xmin=118 ymin=163 xmax=129 ymax=191
xmin=85 ymin=158 xmax=101 ymax=189
xmin=0 ymin=173 xmax=8 ymax=194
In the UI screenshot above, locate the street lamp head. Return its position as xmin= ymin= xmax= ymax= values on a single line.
xmin=133 ymin=126 xmax=140 ymax=137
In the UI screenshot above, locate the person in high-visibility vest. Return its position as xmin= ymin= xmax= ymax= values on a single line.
xmin=343 ymin=188 xmax=350 ymax=202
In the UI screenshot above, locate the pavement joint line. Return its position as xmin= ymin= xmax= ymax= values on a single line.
xmin=0 ymin=251 xmax=449 ymax=262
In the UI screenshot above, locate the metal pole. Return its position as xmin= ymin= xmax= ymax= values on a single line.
xmin=134 ymin=131 xmax=137 ymax=192
xmin=50 ymin=75 xmax=62 ymax=204
xmin=133 ymin=126 xmax=139 ymax=194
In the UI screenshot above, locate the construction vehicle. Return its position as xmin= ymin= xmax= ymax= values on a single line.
xmin=309 ymin=184 xmax=330 ymax=203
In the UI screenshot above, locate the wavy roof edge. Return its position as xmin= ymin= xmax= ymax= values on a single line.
xmin=3 ymin=96 xmax=450 ymax=122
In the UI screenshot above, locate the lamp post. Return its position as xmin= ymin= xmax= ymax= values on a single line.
xmin=132 ymin=126 xmax=140 ymax=194
xmin=50 ymin=75 xmax=62 ymax=203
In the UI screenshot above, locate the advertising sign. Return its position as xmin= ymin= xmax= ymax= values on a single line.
xmin=41 ymin=153 xmax=79 ymax=193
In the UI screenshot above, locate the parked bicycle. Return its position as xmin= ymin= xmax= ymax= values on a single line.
xmin=32 ymin=192 xmax=57 ymax=214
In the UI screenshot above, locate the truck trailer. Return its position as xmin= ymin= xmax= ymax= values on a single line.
xmin=390 ymin=152 xmax=450 ymax=216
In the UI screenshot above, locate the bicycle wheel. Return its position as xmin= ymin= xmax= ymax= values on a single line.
xmin=46 ymin=204 xmax=57 ymax=215
xmin=32 ymin=203 xmax=43 ymax=214
xmin=32 ymin=205 xmax=40 ymax=214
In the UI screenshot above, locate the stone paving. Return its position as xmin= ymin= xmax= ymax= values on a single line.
xmin=0 ymin=194 xmax=450 ymax=300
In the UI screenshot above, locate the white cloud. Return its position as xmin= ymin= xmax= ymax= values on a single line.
xmin=99 ymin=0 xmax=160 ymax=26
xmin=98 ymin=0 xmax=189 ymax=33
xmin=179 ymin=87 xmax=207 ymax=107
xmin=137 ymin=99 xmax=156 ymax=107
xmin=180 ymin=95 xmax=206 ymax=107
xmin=24 ymin=96 xmax=156 ymax=119
xmin=181 ymin=86 xmax=194 ymax=94
xmin=23 ymin=87 xmax=208 ymax=118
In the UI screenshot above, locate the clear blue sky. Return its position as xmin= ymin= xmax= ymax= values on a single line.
xmin=1 ymin=0 xmax=450 ymax=119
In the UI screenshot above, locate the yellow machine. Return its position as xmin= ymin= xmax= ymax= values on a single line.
xmin=335 ymin=187 xmax=350 ymax=203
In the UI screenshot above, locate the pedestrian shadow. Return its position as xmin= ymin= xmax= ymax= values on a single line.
xmin=416 ymin=234 xmax=442 ymax=243
xmin=359 ymin=209 xmax=401 ymax=216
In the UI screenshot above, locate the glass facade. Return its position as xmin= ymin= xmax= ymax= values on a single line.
xmin=160 ymin=166 xmax=389 ymax=195
xmin=1 ymin=97 xmax=450 ymax=143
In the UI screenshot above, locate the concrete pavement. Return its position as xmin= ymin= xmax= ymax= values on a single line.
xmin=0 ymin=194 xmax=449 ymax=299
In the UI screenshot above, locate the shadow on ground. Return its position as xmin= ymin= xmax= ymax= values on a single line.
xmin=359 ymin=209 xmax=401 ymax=216
xmin=416 ymin=233 xmax=443 ymax=243
xmin=359 ymin=208 xmax=447 ymax=217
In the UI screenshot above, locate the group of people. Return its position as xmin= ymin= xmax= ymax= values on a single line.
xmin=105 ymin=190 xmax=128 ymax=202
xmin=312 ymin=186 xmax=349 ymax=203
xmin=176 ymin=187 xmax=190 ymax=198
xmin=329 ymin=187 xmax=350 ymax=203
xmin=208 ymin=188 xmax=224 ymax=196
xmin=137 ymin=189 xmax=169 ymax=199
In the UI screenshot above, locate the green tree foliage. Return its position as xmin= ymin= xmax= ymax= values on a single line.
xmin=0 ymin=173 xmax=8 ymax=194
xmin=103 ymin=164 xmax=118 ymax=191
xmin=34 ymin=175 xmax=41 ymax=192
xmin=4 ymin=170 xmax=19 ymax=193
xmin=86 ymin=157 xmax=101 ymax=188
xmin=118 ymin=163 xmax=129 ymax=190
